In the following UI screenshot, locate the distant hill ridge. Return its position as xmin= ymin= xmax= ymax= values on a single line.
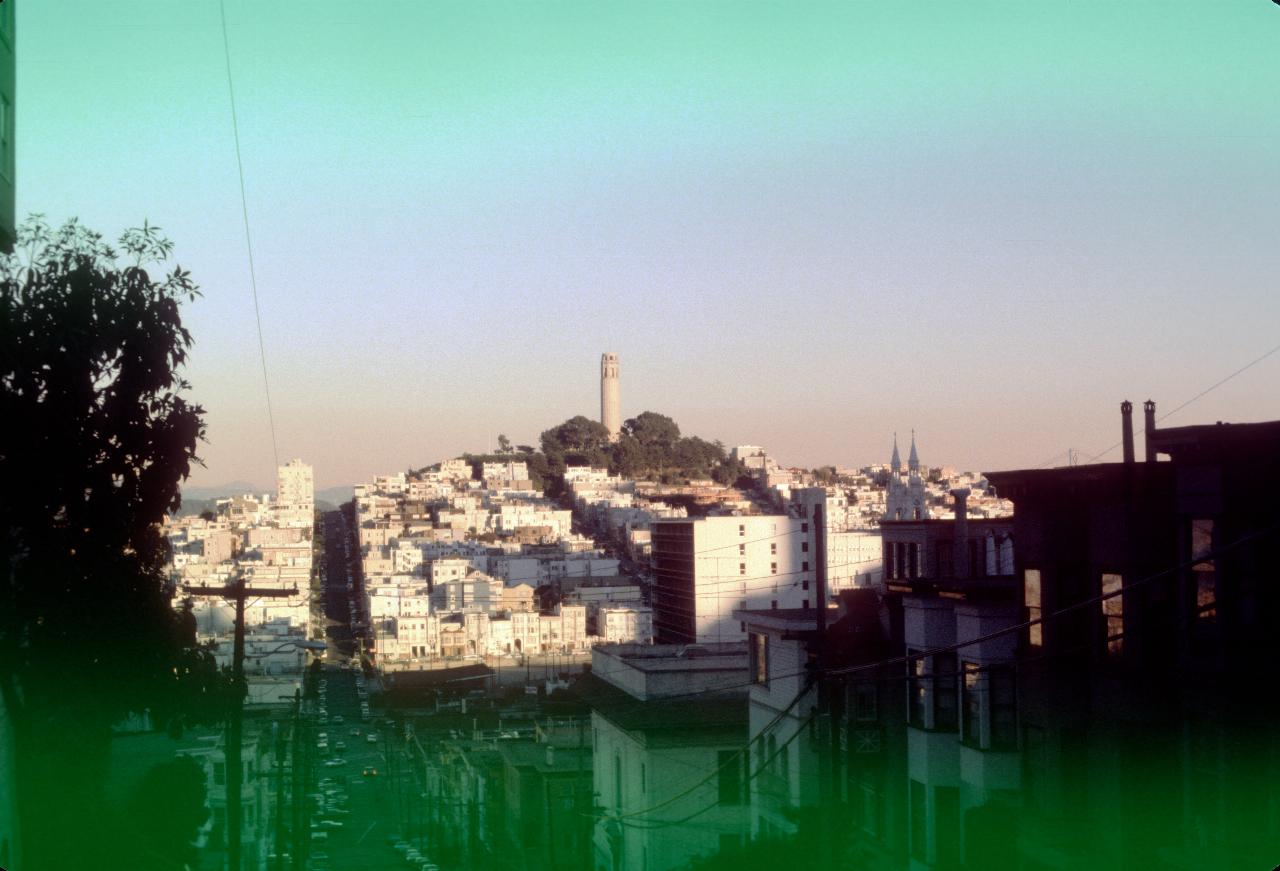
xmin=175 ymin=482 xmax=354 ymax=516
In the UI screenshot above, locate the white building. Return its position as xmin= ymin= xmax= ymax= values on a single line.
xmin=599 ymin=606 xmax=654 ymax=645
xmin=792 ymin=487 xmax=884 ymax=592
xmin=275 ymin=458 xmax=314 ymax=526
xmin=582 ymin=642 xmax=750 ymax=871
xmin=886 ymin=433 xmax=929 ymax=521
xmin=652 ymin=515 xmax=817 ymax=645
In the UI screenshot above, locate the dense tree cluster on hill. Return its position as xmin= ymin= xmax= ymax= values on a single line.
xmin=538 ymin=411 xmax=751 ymax=489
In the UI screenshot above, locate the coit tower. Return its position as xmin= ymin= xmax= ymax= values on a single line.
xmin=600 ymin=352 xmax=621 ymax=442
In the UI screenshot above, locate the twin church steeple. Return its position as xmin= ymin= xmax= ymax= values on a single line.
xmin=886 ymin=431 xmax=928 ymax=521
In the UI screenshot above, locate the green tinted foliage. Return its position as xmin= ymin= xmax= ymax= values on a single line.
xmin=0 ymin=215 xmax=223 ymax=867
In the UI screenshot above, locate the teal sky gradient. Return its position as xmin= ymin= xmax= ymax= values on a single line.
xmin=20 ymin=1 xmax=1280 ymax=488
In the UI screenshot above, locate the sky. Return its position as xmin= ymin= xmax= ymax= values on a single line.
xmin=20 ymin=1 xmax=1280 ymax=489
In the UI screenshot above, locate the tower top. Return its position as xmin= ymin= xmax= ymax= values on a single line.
xmin=908 ymin=430 xmax=920 ymax=473
xmin=890 ymin=433 xmax=901 ymax=473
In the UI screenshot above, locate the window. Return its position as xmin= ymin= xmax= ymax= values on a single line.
xmin=214 ymin=761 xmax=225 ymax=786
xmin=771 ymin=562 xmax=777 ymax=574
xmin=852 ymin=681 xmax=877 ymax=722
xmin=936 ymin=540 xmax=953 ymax=578
xmin=614 ymin=755 xmax=623 ymax=808
xmin=641 ymin=762 xmax=647 ymax=794
xmin=909 ymin=779 xmax=927 ymax=860
xmin=802 ymin=599 xmax=809 ymax=610
xmin=738 ymin=524 xmax=745 ymax=537
xmin=802 ymin=541 xmax=810 ymax=553
xmin=802 ymin=580 xmax=809 ymax=590
xmin=908 ymin=652 xmax=927 ymax=728
xmin=933 ymin=653 xmax=958 ymax=731
xmin=989 ymin=667 xmax=1017 ymax=750
xmin=961 ymin=661 xmax=982 ymax=746
xmin=770 ymin=543 xmax=777 ymax=555
xmin=1024 ymin=569 xmax=1043 ymax=647
xmin=740 ymin=563 xmax=747 ymax=576
xmin=801 ymin=522 xmax=809 ymax=533
xmin=1191 ymin=518 xmax=1216 ymax=620
xmin=739 ymin=543 xmax=746 ymax=555
xmin=909 ymin=543 xmax=920 ymax=579
xmin=936 ymin=785 xmax=960 ymax=867
xmin=802 ymin=561 xmax=810 ymax=572
xmin=1101 ymin=572 xmax=1123 ymax=656
xmin=884 ymin=542 xmax=895 ymax=579
xmin=750 ymin=632 xmax=769 ymax=685
xmin=717 ymin=750 xmax=742 ymax=805
xmin=771 ymin=599 xmax=778 ymax=609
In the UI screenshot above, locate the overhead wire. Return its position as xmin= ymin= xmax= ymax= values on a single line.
xmin=1079 ymin=341 xmax=1280 ymax=464
xmin=585 ymin=517 xmax=1277 ymax=731
xmin=218 ymin=0 xmax=280 ymax=472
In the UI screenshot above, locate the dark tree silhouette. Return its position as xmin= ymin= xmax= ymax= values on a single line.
xmin=621 ymin=410 xmax=681 ymax=447
xmin=125 ymin=755 xmax=211 ymax=870
xmin=0 ymin=215 xmax=221 ymax=869
xmin=540 ymin=415 xmax=612 ymax=473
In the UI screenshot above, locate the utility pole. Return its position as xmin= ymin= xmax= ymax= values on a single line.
xmin=813 ymin=503 xmax=834 ymax=867
xmin=188 ymin=579 xmax=297 ymax=871
xmin=291 ymin=689 xmax=305 ymax=871
xmin=273 ymin=721 xmax=285 ymax=871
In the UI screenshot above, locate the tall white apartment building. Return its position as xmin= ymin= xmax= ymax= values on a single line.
xmin=792 ymin=487 xmax=884 ymax=592
xmin=652 ymin=515 xmax=816 ymax=645
xmin=275 ymin=459 xmax=314 ymax=526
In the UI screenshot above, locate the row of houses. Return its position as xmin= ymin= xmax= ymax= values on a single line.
xmin=355 ymin=461 xmax=655 ymax=667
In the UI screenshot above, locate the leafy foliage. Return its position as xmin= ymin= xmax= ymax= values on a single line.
xmin=0 ymin=215 xmax=223 ymax=867
xmin=125 ymin=754 xmax=211 ymax=869
xmin=539 ymin=414 xmax=613 ymax=473
xmin=535 ymin=410 xmax=749 ymax=488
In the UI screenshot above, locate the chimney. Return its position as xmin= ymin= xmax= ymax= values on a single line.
xmin=951 ymin=488 xmax=971 ymax=579
xmin=1121 ymin=400 xmax=1135 ymax=464
xmin=1143 ymin=400 xmax=1157 ymax=463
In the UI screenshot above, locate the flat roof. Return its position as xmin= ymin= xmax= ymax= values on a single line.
xmin=733 ymin=608 xmax=821 ymax=632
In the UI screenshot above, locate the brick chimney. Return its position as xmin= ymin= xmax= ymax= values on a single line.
xmin=1144 ymin=400 xmax=1157 ymax=463
xmin=951 ymin=488 xmax=971 ymax=579
xmin=1121 ymin=400 xmax=1135 ymax=464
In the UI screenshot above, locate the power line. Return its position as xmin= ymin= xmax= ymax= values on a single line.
xmin=1080 ymin=341 xmax=1280 ymax=463
xmin=826 ymin=518 xmax=1277 ymax=678
xmin=218 ymin=0 xmax=280 ymax=473
xmin=594 ymin=517 xmax=1279 ymax=721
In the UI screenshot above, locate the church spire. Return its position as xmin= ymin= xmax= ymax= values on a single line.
xmin=890 ymin=433 xmax=901 ymax=473
xmin=908 ymin=429 xmax=920 ymax=474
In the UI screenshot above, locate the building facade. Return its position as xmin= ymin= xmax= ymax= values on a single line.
xmin=652 ymin=516 xmax=817 ymax=645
